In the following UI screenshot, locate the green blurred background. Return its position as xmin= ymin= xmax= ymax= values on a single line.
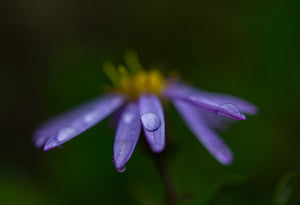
xmin=0 ymin=0 xmax=299 ymax=204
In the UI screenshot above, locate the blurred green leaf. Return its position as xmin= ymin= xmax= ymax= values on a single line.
xmin=273 ymin=172 xmax=300 ymax=205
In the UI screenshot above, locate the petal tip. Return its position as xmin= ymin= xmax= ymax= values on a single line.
xmin=221 ymin=159 xmax=233 ymax=166
xmin=251 ymin=106 xmax=259 ymax=115
xmin=143 ymin=130 xmax=166 ymax=153
xmin=43 ymin=140 xmax=59 ymax=151
xmin=241 ymin=114 xmax=247 ymax=120
xmin=150 ymin=143 xmax=165 ymax=153
xmin=33 ymin=133 xmax=49 ymax=148
xmin=34 ymin=139 xmax=45 ymax=148
xmin=113 ymin=154 xmax=127 ymax=170
xmin=216 ymin=103 xmax=247 ymax=120
xmin=43 ymin=146 xmax=52 ymax=152
xmin=116 ymin=166 xmax=126 ymax=173
xmin=218 ymin=151 xmax=234 ymax=166
xmin=114 ymin=157 xmax=127 ymax=172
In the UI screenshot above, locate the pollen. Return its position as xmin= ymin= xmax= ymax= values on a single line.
xmin=103 ymin=51 xmax=165 ymax=99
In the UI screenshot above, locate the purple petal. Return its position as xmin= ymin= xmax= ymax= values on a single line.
xmin=113 ymin=103 xmax=141 ymax=171
xmin=33 ymin=94 xmax=125 ymax=151
xmin=199 ymin=91 xmax=258 ymax=115
xmin=173 ymin=99 xmax=233 ymax=165
xmin=108 ymin=104 xmax=126 ymax=129
xmin=200 ymin=110 xmax=236 ymax=131
xmin=139 ymin=94 xmax=165 ymax=153
xmin=164 ymin=83 xmax=257 ymax=119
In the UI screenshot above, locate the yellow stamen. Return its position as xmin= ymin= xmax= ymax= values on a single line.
xmin=115 ymin=70 xmax=165 ymax=99
xmin=102 ymin=52 xmax=166 ymax=99
xmin=103 ymin=62 xmax=119 ymax=84
xmin=118 ymin=65 xmax=129 ymax=78
xmin=124 ymin=50 xmax=142 ymax=72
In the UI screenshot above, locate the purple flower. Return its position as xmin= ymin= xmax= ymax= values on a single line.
xmin=33 ymin=52 xmax=257 ymax=171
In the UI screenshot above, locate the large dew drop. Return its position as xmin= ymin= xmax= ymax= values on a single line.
xmin=141 ymin=112 xmax=161 ymax=131
xmin=216 ymin=103 xmax=246 ymax=120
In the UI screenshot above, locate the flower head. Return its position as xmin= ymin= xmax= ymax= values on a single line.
xmin=33 ymin=51 xmax=258 ymax=171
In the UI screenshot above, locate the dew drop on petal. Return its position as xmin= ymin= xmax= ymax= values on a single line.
xmin=141 ymin=113 xmax=161 ymax=131
xmin=44 ymin=140 xmax=59 ymax=151
xmin=56 ymin=127 xmax=77 ymax=142
xmin=216 ymin=103 xmax=246 ymax=120
xmin=122 ymin=112 xmax=135 ymax=124
xmin=84 ymin=111 xmax=98 ymax=124
xmin=117 ymin=166 xmax=126 ymax=173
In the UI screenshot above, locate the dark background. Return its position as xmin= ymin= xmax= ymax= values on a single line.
xmin=0 ymin=0 xmax=299 ymax=204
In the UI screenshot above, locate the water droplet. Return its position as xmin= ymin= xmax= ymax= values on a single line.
xmin=56 ymin=127 xmax=77 ymax=142
xmin=44 ymin=139 xmax=58 ymax=151
xmin=122 ymin=112 xmax=134 ymax=124
xmin=117 ymin=166 xmax=126 ymax=173
xmin=141 ymin=113 xmax=161 ymax=131
xmin=84 ymin=111 xmax=98 ymax=123
xmin=216 ymin=103 xmax=246 ymax=120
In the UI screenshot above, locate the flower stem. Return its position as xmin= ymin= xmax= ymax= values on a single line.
xmin=152 ymin=151 xmax=179 ymax=205
xmin=141 ymin=131 xmax=179 ymax=205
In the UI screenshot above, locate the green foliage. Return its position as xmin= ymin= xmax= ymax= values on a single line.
xmin=1 ymin=0 xmax=299 ymax=204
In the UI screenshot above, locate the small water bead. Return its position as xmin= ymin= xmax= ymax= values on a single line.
xmin=122 ymin=111 xmax=135 ymax=124
xmin=56 ymin=127 xmax=77 ymax=142
xmin=216 ymin=103 xmax=246 ymax=120
xmin=117 ymin=166 xmax=126 ymax=173
xmin=44 ymin=140 xmax=59 ymax=151
xmin=141 ymin=113 xmax=161 ymax=131
xmin=84 ymin=111 xmax=99 ymax=124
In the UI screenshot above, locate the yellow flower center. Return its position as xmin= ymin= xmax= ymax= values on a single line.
xmin=103 ymin=51 xmax=165 ymax=99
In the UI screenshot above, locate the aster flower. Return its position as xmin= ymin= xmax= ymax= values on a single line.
xmin=33 ymin=51 xmax=257 ymax=172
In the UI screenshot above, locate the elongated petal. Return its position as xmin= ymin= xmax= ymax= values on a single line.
xmin=198 ymin=91 xmax=258 ymax=115
xmin=33 ymin=94 xmax=125 ymax=151
xmin=173 ymin=99 xmax=233 ymax=165
xmin=139 ymin=94 xmax=165 ymax=153
xmin=164 ymin=83 xmax=257 ymax=119
xmin=114 ymin=103 xmax=141 ymax=170
xmin=200 ymin=109 xmax=236 ymax=131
